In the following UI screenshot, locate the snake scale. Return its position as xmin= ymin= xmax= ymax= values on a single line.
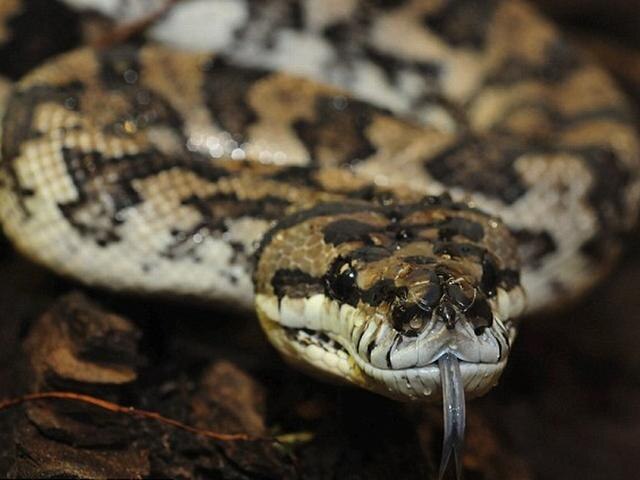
xmin=1 ymin=0 xmax=639 ymax=474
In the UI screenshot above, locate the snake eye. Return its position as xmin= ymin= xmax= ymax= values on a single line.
xmin=325 ymin=257 xmax=360 ymax=306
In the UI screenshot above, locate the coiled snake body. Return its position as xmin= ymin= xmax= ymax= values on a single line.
xmin=1 ymin=0 xmax=639 ymax=472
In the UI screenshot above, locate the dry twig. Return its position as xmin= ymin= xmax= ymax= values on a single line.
xmin=0 ymin=391 xmax=257 ymax=442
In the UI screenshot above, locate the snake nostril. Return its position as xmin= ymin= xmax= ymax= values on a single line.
xmin=391 ymin=303 xmax=428 ymax=336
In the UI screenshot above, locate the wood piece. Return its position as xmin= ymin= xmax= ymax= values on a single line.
xmin=7 ymin=292 xmax=297 ymax=479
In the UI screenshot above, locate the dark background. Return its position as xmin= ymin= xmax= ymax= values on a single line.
xmin=0 ymin=1 xmax=639 ymax=479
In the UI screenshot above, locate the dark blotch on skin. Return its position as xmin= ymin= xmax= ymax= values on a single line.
xmin=425 ymin=135 xmax=529 ymax=204
xmin=0 ymin=0 xmax=82 ymax=80
xmin=293 ymin=95 xmax=379 ymax=167
xmin=2 ymin=82 xmax=87 ymax=218
xmin=422 ymin=0 xmax=497 ymax=50
xmin=2 ymin=82 xmax=85 ymax=167
xmin=369 ymin=0 xmax=412 ymax=10
xmin=436 ymin=217 xmax=484 ymax=241
xmin=165 ymin=191 xmax=289 ymax=260
xmin=579 ymin=146 xmax=632 ymax=243
xmin=403 ymin=255 xmax=436 ymax=265
xmin=418 ymin=271 xmax=443 ymax=310
xmin=421 ymin=283 xmax=443 ymax=310
xmin=433 ymin=241 xmax=486 ymax=259
xmin=446 ymin=282 xmax=474 ymax=311
xmin=325 ymin=257 xmax=407 ymax=308
xmin=258 ymin=196 xmax=473 ymax=264
xmin=580 ymin=235 xmax=613 ymax=263
xmin=184 ymin=192 xmax=289 ymax=230
xmin=323 ymin=219 xmax=380 ymax=245
xmin=349 ymin=245 xmax=393 ymax=263
xmin=467 ymin=298 xmax=493 ymax=335
xmin=480 ymin=254 xmax=499 ymax=297
xmin=201 ymin=58 xmax=270 ymax=137
xmin=322 ymin=22 xmax=352 ymax=46
xmin=500 ymin=269 xmax=521 ymax=290
xmin=269 ymin=166 xmax=322 ymax=189
xmin=58 ymin=148 xmax=168 ymax=246
xmin=282 ymin=327 xmax=346 ymax=354
xmin=271 ymin=268 xmax=324 ymax=299
xmin=99 ymin=46 xmax=141 ymax=89
xmin=485 ymin=40 xmax=583 ymax=86
xmin=512 ymin=229 xmax=557 ymax=268
xmin=367 ymin=340 xmax=376 ymax=361
xmin=361 ymin=279 xmax=404 ymax=307
xmin=381 ymin=194 xmax=455 ymax=224
xmin=362 ymin=45 xmax=440 ymax=86
xmin=345 ymin=185 xmax=398 ymax=206
xmin=58 ymin=113 xmax=234 ymax=244
xmin=255 ymin=202 xmax=374 ymax=263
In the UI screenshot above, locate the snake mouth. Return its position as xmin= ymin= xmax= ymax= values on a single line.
xmin=257 ymin=293 xmax=506 ymax=476
xmin=283 ymin=324 xmax=507 ymax=399
xmin=347 ymin=314 xmax=514 ymax=401
xmin=256 ymin=293 xmax=514 ymax=401
xmin=350 ymin=350 xmax=508 ymax=401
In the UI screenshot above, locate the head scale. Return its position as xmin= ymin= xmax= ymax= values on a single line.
xmin=254 ymin=196 xmax=525 ymax=401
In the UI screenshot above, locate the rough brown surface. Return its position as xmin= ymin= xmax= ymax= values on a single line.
xmin=5 ymin=292 xmax=298 ymax=479
xmin=1 ymin=287 xmax=532 ymax=479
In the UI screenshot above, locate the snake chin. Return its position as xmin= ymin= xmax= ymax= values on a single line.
xmin=256 ymin=292 xmax=518 ymax=401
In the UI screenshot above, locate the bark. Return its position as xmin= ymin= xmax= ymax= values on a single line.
xmin=0 ymin=289 xmax=530 ymax=479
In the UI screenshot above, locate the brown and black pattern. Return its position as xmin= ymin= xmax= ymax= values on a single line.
xmin=2 ymin=29 xmax=638 ymax=309
xmin=0 ymin=0 xmax=83 ymax=80
xmin=233 ymin=0 xmax=306 ymax=50
xmin=483 ymin=39 xmax=584 ymax=87
xmin=0 ymin=81 xmax=84 ymax=215
xmin=57 ymin=146 xmax=231 ymax=247
xmin=256 ymin=196 xmax=520 ymax=338
xmin=424 ymin=134 xmax=531 ymax=204
xmin=293 ymin=95 xmax=380 ymax=167
xmin=1 ymin=37 xmax=430 ymax=256
xmin=422 ymin=0 xmax=499 ymax=50
xmin=201 ymin=58 xmax=270 ymax=139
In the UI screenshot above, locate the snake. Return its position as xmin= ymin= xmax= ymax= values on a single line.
xmin=1 ymin=0 xmax=639 ymax=475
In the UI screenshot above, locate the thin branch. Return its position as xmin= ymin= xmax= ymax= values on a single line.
xmin=0 ymin=391 xmax=256 ymax=442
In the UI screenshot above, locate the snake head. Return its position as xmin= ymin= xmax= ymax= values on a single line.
xmin=254 ymin=197 xmax=525 ymax=401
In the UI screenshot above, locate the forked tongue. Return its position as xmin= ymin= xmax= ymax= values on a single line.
xmin=438 ymin=352 xmax=465 ymax=480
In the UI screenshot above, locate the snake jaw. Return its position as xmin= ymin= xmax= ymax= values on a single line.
xmin=256 ymin=293 xmax=515 ymax=400
xmin=438 ymin=352 xmax=465 ymax=480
